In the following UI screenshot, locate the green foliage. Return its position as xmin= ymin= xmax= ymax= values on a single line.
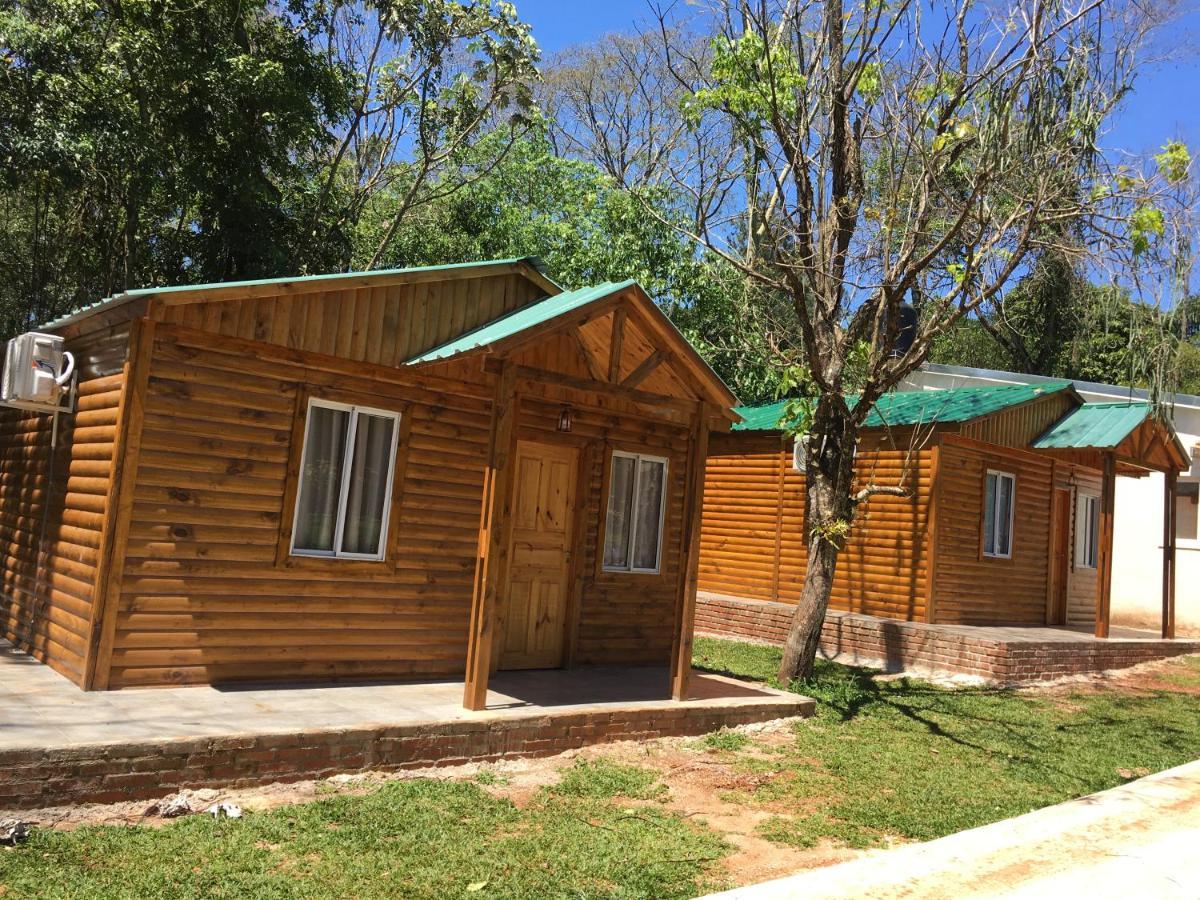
xmin=551 ymin=758 xmax=667 ymax=801
xmin=1154 ymin=141 xmax=1192 ymax=185
xmin=361 ymin=134 xmax=779 ymax=400
xmin=0 ymin=0 xmax=350 ymax=331
xmin=683 ymin=32 xmax=806 ymax=130
xmin=1130 ymin=204 xmax=1165 ymax=257
xmin=0 ymin=779 xmax=724 ymax=898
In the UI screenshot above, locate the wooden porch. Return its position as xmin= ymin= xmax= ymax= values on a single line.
xmin=0 ymin=637 xmax=813 ymax=810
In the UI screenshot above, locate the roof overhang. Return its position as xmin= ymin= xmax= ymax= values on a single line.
xmin=408 ymin=280 xmax=740 ymax=417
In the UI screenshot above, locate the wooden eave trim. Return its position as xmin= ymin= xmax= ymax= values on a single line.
xmin=943 ymin=432 xmax=1056 ymax=466
xmin=152 ymin=321 xmax=494 ymax=402
xmin=151 ymin=261 xmax=555 ymax=307
xmin=622 ymin=286 xmax=740 ymax=409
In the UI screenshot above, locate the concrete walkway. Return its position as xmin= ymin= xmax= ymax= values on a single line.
xmin=706 ymin=760 xmax=1200 ymax=899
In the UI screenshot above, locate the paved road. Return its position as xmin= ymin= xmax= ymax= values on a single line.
xmin=705 ymin=759 xmax=1200 ymax=899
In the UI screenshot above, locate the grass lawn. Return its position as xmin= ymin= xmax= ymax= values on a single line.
xmin=2 ymin=640 xmax=1199 ymax=898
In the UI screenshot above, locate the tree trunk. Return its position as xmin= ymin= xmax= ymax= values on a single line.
xmin=778 ymin=401 xmax=857 ymax=684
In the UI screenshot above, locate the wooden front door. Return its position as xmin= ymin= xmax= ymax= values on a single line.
xmin=500 ymin=441 xmax=578 ymax=669
xmin=1049 ymin=488 xmax=1072 ymax=625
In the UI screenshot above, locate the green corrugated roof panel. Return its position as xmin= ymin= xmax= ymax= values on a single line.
xmin=40 ymin=257 xmax=553 ymax=330
xmin=406 ymin=280 xmax=636 ymax=364
xmin=733 ymin=381 xmax=1075 ymax=431
xmin=1032 ymin=402 xmax=1150 ymax=449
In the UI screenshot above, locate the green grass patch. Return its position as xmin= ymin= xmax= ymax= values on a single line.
xmin=551 ymin=758 xmax=667 ymax=801
xmin=696 ymin=729 xmax=751 ymax=752
xmin=0 ymin=779 xmax=722 ymax=899
xmin=757 ymin=813 xmax=882 ymax=850
xmin=695 ymin=637 xmax=1200 ymax=845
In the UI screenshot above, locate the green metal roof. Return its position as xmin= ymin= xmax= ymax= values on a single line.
xmin=1032 ymin=402 xmax=1151 ymax=449
xmin=407 ymin=280 xmax=636 ymax=364
xmin=40 ymin=257 xmax=554 ymax=331
xmin=733 ymin=381 xmax=1076 ymax=431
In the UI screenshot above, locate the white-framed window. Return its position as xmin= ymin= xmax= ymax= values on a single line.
xmin=1076 ymin=492 xmax=1100 ymax=569
xmin=982 ymin=470 xmax=1015 ymax=558
xmin=602 ymin=451 xmax=668 ymax=573
xmin=290 ymin=398 xmax=401 ymax=560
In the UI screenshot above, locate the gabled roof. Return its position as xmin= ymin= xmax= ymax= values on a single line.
xmin=408 ymin=281 xmax=635 ymax=364
xmin=1032 ymin=402 xmax=1153 ymax=449
xmin=733 ymin=382 xmax=1075 ymax=432
xmin=42 ymin=257 xmax=557 ymax=331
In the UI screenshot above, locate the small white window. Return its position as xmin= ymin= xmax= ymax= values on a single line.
xmin=602 ymin=451 xmax=668 ymax=573
xmin=1076 ymin=492 xmax=1100 ymax=569
xmin=291 ymin=398 xmax=400 ymax=560
xmin=1176 ymin=480 xmax=1198 ymax=543
xmin=792 ymin=436 xmax=805 ymax=471
xmin=983 ymin=470 xmax=1015 ymax=558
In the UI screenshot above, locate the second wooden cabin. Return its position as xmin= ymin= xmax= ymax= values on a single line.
xmin=698 ymin=383 xmax=1187 ymax=637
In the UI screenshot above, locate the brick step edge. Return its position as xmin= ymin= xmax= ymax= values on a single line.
xmin=0 ymin=699 xmax=812 ymax=811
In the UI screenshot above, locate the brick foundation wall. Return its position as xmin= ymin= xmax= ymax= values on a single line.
xmin=0 ymin=695 xmax=810 ymax=811
xmin=697 ymin=592 xmax=1200 ymax=683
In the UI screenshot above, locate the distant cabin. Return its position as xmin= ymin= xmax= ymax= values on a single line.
xmin=0 ymin=258 xmax=738 ymax=707
xmin=697 ymin=383 xmax=1188 ymax=639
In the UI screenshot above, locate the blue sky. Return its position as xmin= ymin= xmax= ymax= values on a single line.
xmin=515 ymin=0 xmax=1200 ymax=157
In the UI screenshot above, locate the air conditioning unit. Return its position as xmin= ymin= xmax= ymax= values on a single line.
xmin=1 ymin=332 xmax=75 ymax=410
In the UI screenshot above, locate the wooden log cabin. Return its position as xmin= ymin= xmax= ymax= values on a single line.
xmin=0 ymin=258 xmax=740 ymax=707
xmin=699 ymin=383 xmax=1188 ymax=637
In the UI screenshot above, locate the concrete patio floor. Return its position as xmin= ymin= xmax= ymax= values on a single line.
xmin=0 ymin=640 xmax=800 ymax=751
xmin=0 ymin=639 xmax=813 ymax=809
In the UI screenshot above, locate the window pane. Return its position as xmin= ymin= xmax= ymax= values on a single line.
xmin=632 ymin=459 xmax=666 ymax=570
xmin=294 ymin=405 xmax=350 ymax=553
xmin=983 ymin=473 xmax=997 ymax=554
xmin=1088 ymin=497 xmax=1100 ymax=567
xmin=603 ymin=456 xmax=636 ymax=568
xmin=996 ymin=475 xmax=1013 ymax=556
xmin=339 ymin=413 xmax=396 ymax=556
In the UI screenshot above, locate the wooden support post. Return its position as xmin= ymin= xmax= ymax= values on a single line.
xmin=1095 ymin=453 xmax=1116 ymax=639
xmin=670 ymin=404 xmax=710 ymax=700
xmin=1163 ymin=469 xmax=1177 ymax=640
xmin=463 ymin=363 xmax=519 ymax=710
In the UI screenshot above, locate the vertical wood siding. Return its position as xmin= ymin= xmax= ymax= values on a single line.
xmin=931 ymin=437 xmax=1054 ymax=624
xmin=0 ymin=326 xmax=129 ymax=684
xmin=153 ymin=274 xmax=546 ymax=365
xmin=960 ymin=392 xmax=1075 ymax=447
xmin=699 ymin=432 xmax=933 ymax=620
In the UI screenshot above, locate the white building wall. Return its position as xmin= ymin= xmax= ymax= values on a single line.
xmin=901 ymin=365 xmax=1200 ymax=635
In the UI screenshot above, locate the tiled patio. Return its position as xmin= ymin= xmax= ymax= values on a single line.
xmin=0 ymin=640 xmax=813 ymax=809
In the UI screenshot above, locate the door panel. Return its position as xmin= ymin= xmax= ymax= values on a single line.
xmin=500 ymin=441 xmax=578 ymax=669
xmin=1049 ymin=488 xmax=1071 ymax=625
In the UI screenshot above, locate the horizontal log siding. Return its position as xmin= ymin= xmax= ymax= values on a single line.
xmin=107 ymin=326 xmax=492 ymax=688
xmin=0 ymin=326 xmax=129 ymax=684
xmin=931 ymin=437 xmax=1054 ymax=625
xmin=699 ymin=432 xmax=933 ymax=621
xmin=152 ymin=273 xmax=545 ymax=366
